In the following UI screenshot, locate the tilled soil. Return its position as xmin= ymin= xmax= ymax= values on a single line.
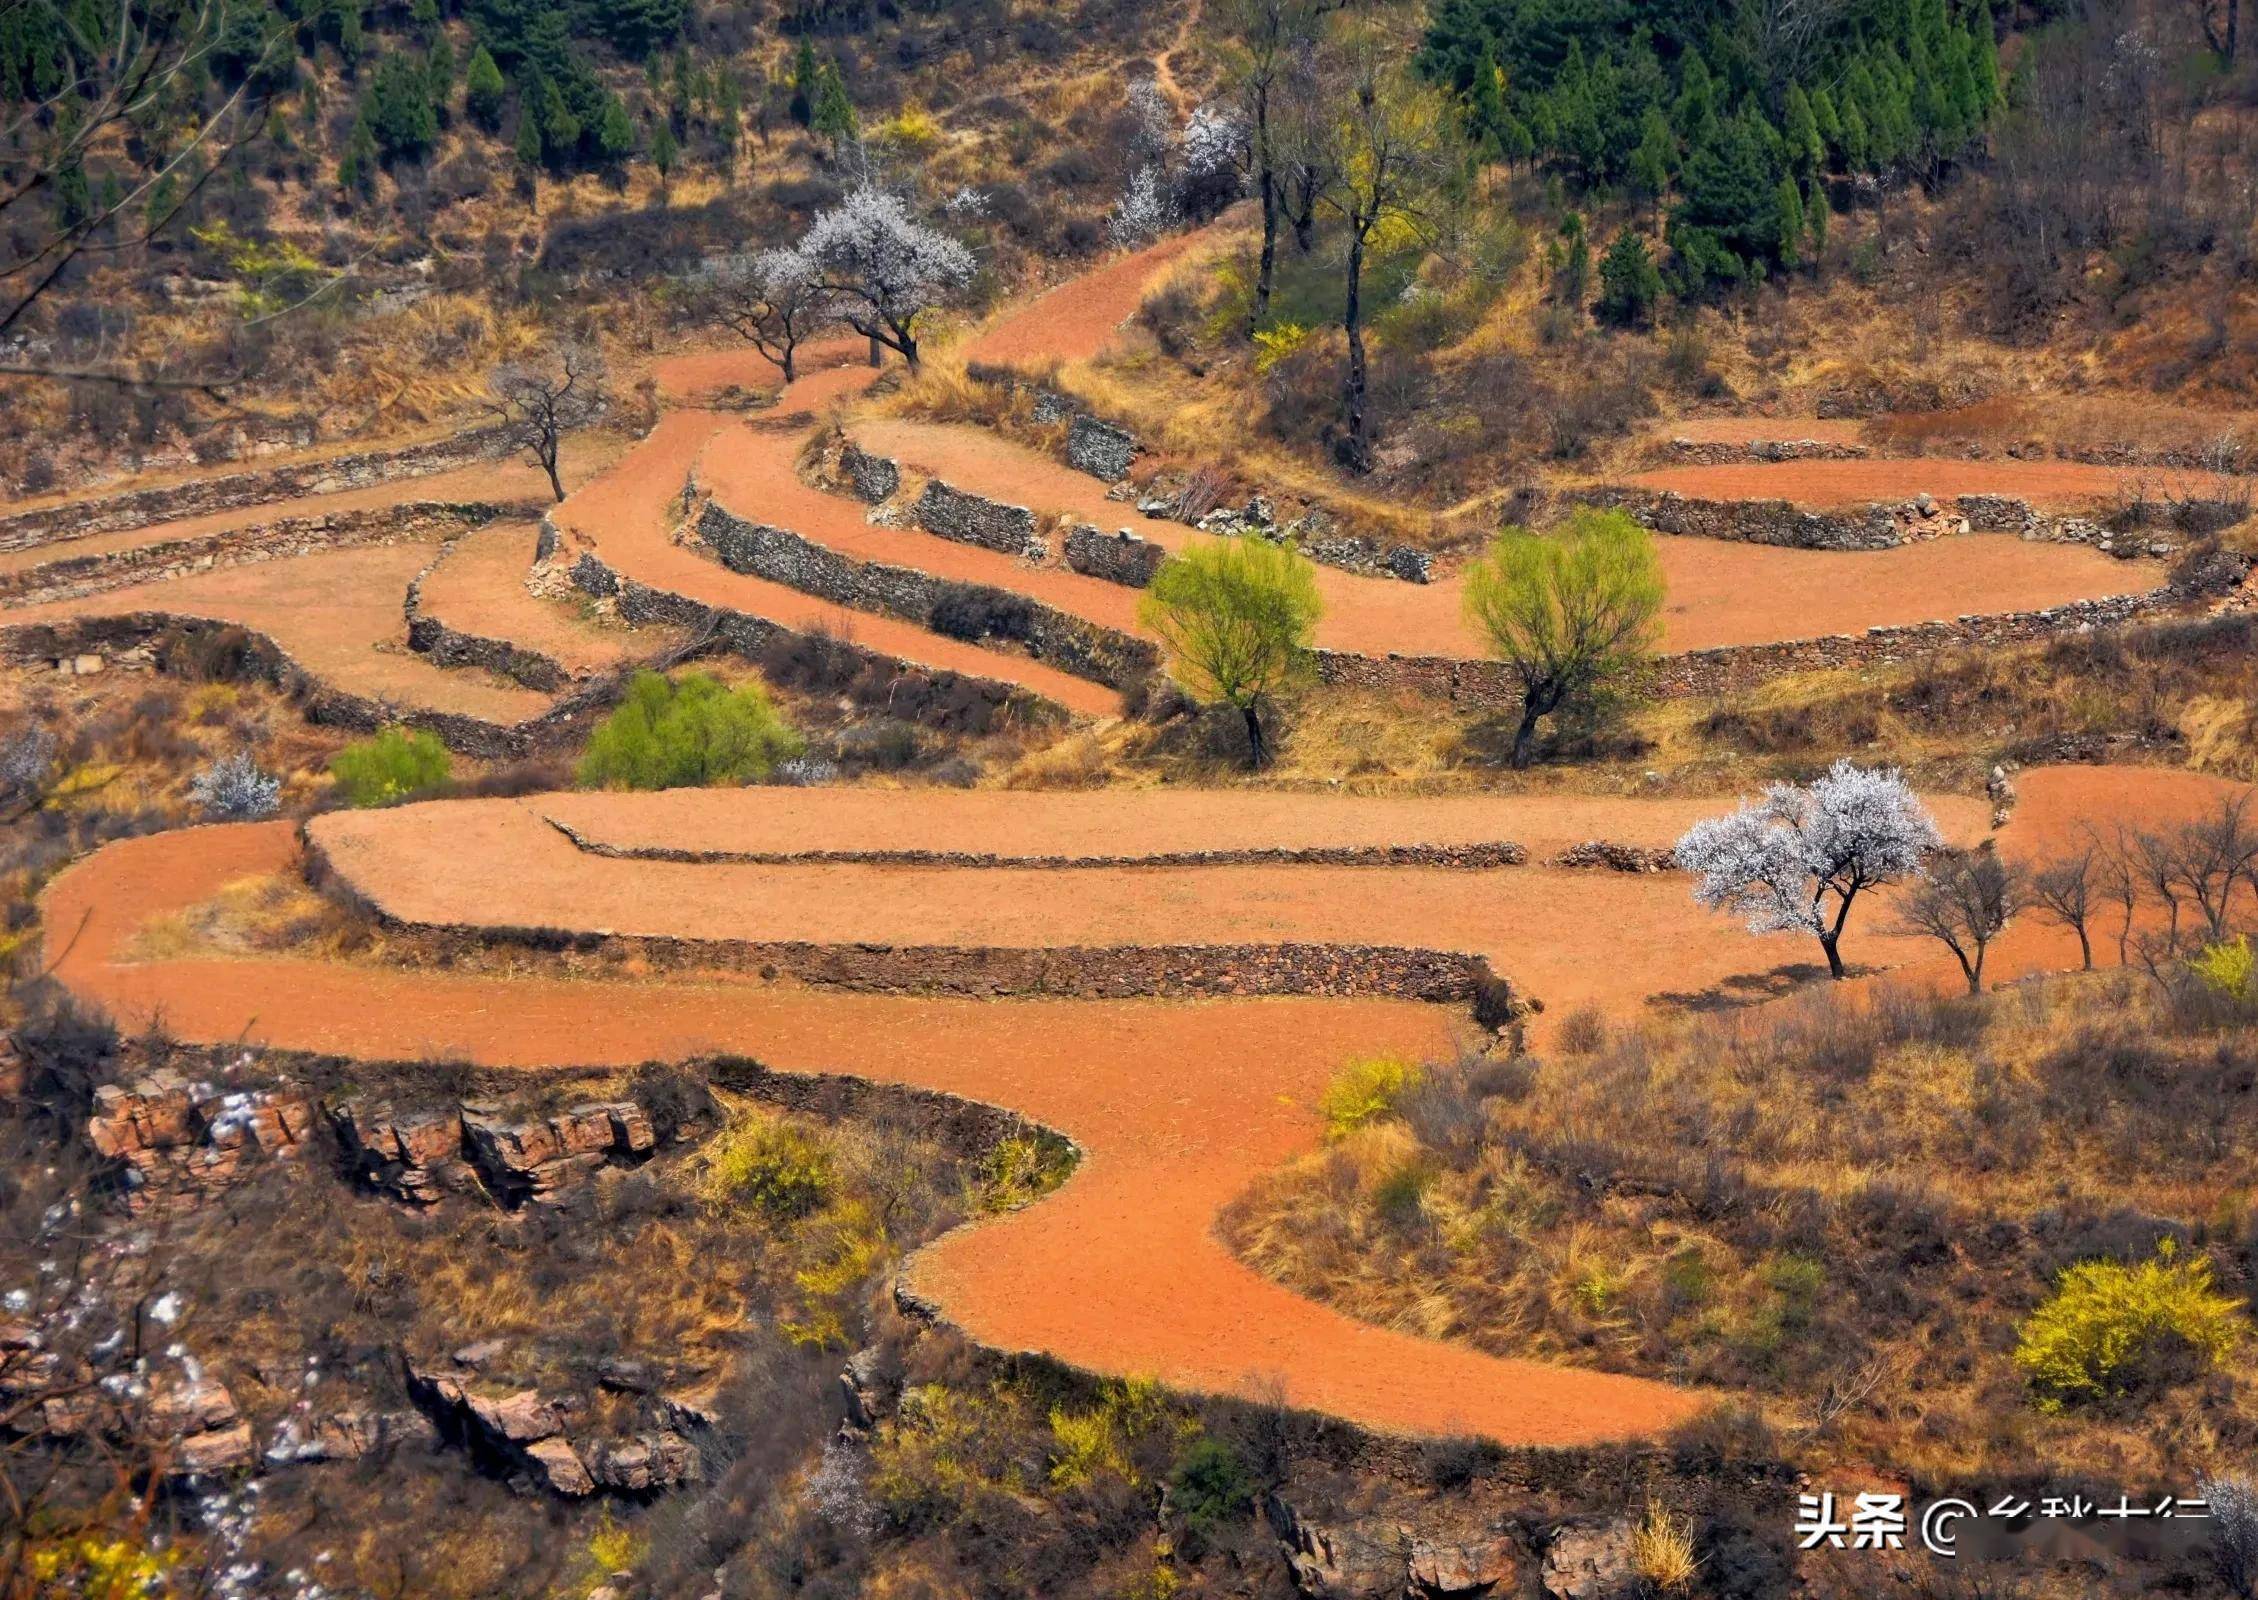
xmin=6 ymin=540 xmax=555 ymax=723
xmin=416 ymin=521 xmax=683 ymax=673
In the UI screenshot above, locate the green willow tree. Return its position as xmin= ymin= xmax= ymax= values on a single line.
xmin=1463 ymin=508 xmax=1663 ymax=768
xmin=1138 ymin=537 xmax=1323 ymax=768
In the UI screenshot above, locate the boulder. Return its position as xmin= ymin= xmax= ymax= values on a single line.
xmin=591 ymin=1430 xmax=703 ymax=1493
xmin=1408 ymin=1532 xmax=1521 ymax=1596
xmin=1540 ymin=1516 xmax=1637 ymax=1600
xmin=525 ymin=1436 xmax=595 ymax=1497
xmin=1266 ymin=1493 xmax=1405 ymax=1599
xmin=174 ymin=1420 xmax=254 ymax=1476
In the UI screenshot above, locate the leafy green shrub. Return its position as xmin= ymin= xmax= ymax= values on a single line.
xmin=2013 ymin=1241 xmax=2243 ymax=1408
xmin=1170 ymin=1437 xmax=1255 ymax=1544
xmin=2194 ymin=935 xmax=2256 ymax=1005
xmin=975 ymin=1132 xmax=1077 ymax=1212
xmin=701 ymin=1116 xmax=836 ymax=1220
xmin=328 ymin=726 xmax=452 ymax=807
xmin=1319 ymin=1053 xmax=1423 ymax=1140
xmin=577 ymin=671 xmax=805 ymax=790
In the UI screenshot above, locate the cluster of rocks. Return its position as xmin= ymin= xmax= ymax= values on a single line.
xmin=85 ymin=1066 xmax=316 ymax=1209
xmin=1267 ymin=1490 xmax=1642 ymax=1600
xmin=405 ymin=1351 xmax=706 ymax=1499
xmin=1548 ymin=841 xmax=1678 ymax=874
xmin=2 ymin=1323 xmax=255 ymax=1478
xmin=1126 ymin=478 xmax=1435 ymax=584
xmin=329 ymin=1097 xmax=657 ymax=1207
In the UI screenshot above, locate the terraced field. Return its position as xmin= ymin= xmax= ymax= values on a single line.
xmin=9 ymin=231 xmax=2257 ymax=1456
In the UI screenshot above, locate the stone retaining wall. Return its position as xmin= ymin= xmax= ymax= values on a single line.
xmin=542 ymin=813 xmax=1528 ymax=870
xmin=0 ymin=612 xmax=616 ymax=760
xmin=913 ymin=480 xmax=1041 ymax=558
xmin=0 ymin=425 xmax=520 ymax=552
xmin=1571 ymin=486 xmax=1903 ymax=550
xmin=1640 ymin=437 xmax=1871 ymax=466
xmin=840 ymin=444 xmax=900 ymax=504
xmin=1313 ymin=589 xmax=2185 ymax=708
xmin=0 ymin=500 xmax=533 ymax=606
xmin=1065 ymin=415 xmax=1138 ymax=481
xmin=689 ymin=497 xmax=1157 ymax=689
xmin=564 ymin=546 xmax=1069 ymax=730
xmin=1062 ymin=524 xmax=1166 ymax=587
xmin=401 ymin=545 xmax=572 ymax=694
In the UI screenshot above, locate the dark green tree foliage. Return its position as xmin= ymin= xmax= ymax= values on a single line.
xmin=465 ymin=43 xmax=506 ymax=127
xmin=788 ymin=36 xmax=818 ymax=126
xmin=364 ymin=50 xmax=439 ymax=158
xmin=1594 ymin=228 xmax=1659 ymax=324
xmin=1421 ymin=0 xmax=2007 ymax=288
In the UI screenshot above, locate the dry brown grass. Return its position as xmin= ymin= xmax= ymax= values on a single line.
xmin=1221 ymin=972 xmax=2258 ymax=1486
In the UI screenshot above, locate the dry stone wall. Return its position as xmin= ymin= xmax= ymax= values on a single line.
xmin=913 ymin=479 xmax=1042 ymax=558
xmin=0 ymin=500 xmax=531 ymax=605
xmin=0 ymin=425 xmax=520 ymax=552
xmin=1065 ymin=415 xmax=1139 ymax=481
xmin=690 ymin=497 xmax=1157 ymax=689
xmin=1063 ymin=524 xmax=1166 ymax=587
xmin=1572 ymin=486 xmax=1903 ymax=550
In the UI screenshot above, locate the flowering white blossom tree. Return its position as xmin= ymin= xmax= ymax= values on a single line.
xmin=799 ymin=185 xmax=976 ymax=369
xmin=1109 ymin=163 xmax=1180 ymax=248
xmin=189 ymin=749 xmax=281 ymax=820
xmin=1675 ymin=759 xmax=1943 ymax=979
xmin=1179 ymin=101 xmax=1250 ymax=219
xmin=699 ymin=246 xmax=833 ymax=383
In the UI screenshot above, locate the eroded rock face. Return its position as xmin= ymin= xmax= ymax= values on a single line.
xmin=331 ymin=1098 xmax=655 ymax=1207
xmin=406 ymin=1361 xmax=705 ymax=1501
xmin=1266 ymin=1492 xmax=1526 ymax=1599
xmin=87 ymin=1069 xmax=314 ymax=1208
xmin=1539 ymin=1515 xmax=1637 ymax=1600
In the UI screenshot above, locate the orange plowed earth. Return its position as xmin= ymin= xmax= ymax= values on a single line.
xmin=0 ymin=457 xmax=559 ymax=579
xmin=856 ymin=419 xmax=2165 ymax=655
xmin=416 ymin=521 xmax=684 ymax=674
xmin=551 ymin=402 xmax=1122 ymax=719
xmin=1621 ymin=456 xmax=2217 ymax=511
xmin=964 ymin=233 xmax=1207 ymax=369
xmin=41 ymin=766 xmax=2249 ymax=1444
xmin=5 ymin=539 xmax=554 ymax=724
xmin=43 ymin=820 xmax=1704 ymax=1446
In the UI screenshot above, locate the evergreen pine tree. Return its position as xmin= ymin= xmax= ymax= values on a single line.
xmin=1630 ymin=105 xmax=1675 ymax=207
xmin=514 ymin=104 xmax=544 ymax=170
xmin=789 ymin=37 xmax=817 ymax=127
xmin=811 ymin=57 xmax=855 ymax=154
xmin=1468 ymin=44 xmax=1508 ymax=157
xmin=597 ymin=93 xmax=635 ymax=162
xmin=339 ymin=114 xmax=378 ymax=195
xmin=1596 ymin=229 xmax=1662 ymax=325
xmin=651 ymin=118 xmax=679 ymax=189
xmin=366 ymin=50 xmax=439 ymax=158
xmin=1839 ymin=91 xmax=1871 ymax=170
xmin=1774 ymin=175 xmax=1804 ymax=269
xmin=465 ymin=45 xmax=506 ymax=129
xmin=1805 ymin=178 xmax=1830 ymax=258
xmin=1782 ymin=84 xmax=1822 ymax=181
xmin=1969 ymin=0 xmax=2001 ymax=112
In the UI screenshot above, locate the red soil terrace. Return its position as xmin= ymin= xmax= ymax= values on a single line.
xmin=854 ymin=418 xmax=2164 ymax=656
xmin=415 ymin=521 xmax=681 ymax=674
xmin=1622 ymin=455 xmax=2221 ymax=511
xmin=8 ymin=540 xmax=555 ymax=724
xmin=42 ymin=766 xmax=2244 ymax=1447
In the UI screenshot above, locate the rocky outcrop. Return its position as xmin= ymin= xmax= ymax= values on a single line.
xmin=1065 ymin=415 xmax=1139 ymax=482
xmin=913 ymin=480 xmax=1041 ymax=559
xmin=328 ymin=1097 xmax=654 ymax=1208
xmin=1266 ymin=1492 xmax=1526 ymax=1599
xmin=265 ymin=1407 xmax=437 ymax=1465
xmin=1064 ymin=524 xmax=1166 ymax=587
xmin=85 ymin=1068 xmax=315 ymax=1208
xmin=406 ymin=1362 xmax=703 ymax=1500
xmin=1539 ymin=1516 xmax=1637 ymax=1600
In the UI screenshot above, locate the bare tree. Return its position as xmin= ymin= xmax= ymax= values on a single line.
xmin=1319 ymin=23 xmax=1458 ymax=473
xmin=1211 ymin=0 xmax=1329 ymax=330
xmin=2173 ymin=793 xmax=2258 ymax=943
xmin=2099 ymin=825 xmax=2144 ymax=966
xmin=697 ymin=247 xmax=832 ymax=383
xmin=484 ymin=343 xmax=608 ymax=502
xmin=2031 ymin=846 xmax=2100 ymax=971
xmin=1 ymin=0 xmax=286 ymax=375
xmin=2197 ymin=0 xmax=2241 ymax=61
xmin=1894 ymin=846 xmax=2025 ymax=995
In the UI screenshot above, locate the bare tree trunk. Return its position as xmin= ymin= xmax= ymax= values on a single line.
xmin=1343 ymin=222 xmax=1369 ymax=472
xmin=868 ymin=332 xmax=883 ymax=367
xmin=1241 ymin=703 xmax=1268 ymax=768
xmin=1254 ymin=163 xmax=1279 ymax=331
